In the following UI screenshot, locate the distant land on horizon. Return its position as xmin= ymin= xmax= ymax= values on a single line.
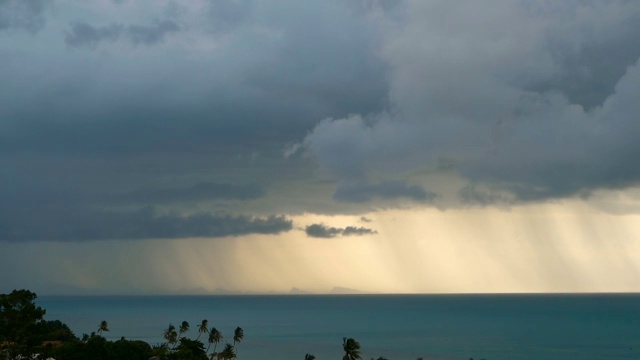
xmin=20 ymin=286 xmax=640 ymax=297
xmin=26 ymin=286 xmax=366 ymax=297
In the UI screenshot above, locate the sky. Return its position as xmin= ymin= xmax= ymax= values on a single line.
xmin=1 ymin=0 xmax=640 ymax=295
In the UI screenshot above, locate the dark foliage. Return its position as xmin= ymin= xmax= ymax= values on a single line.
xmin=0 ymin=289 xmax=46 ymax=345
xmin=168 ymin=338 xmax=208 ymax=360
xmin=0 ymin=289 xmax=445 ymax=360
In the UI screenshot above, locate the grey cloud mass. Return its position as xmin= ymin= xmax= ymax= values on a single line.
xmin=301 ymin=0 xmax=640 ymax=203
xmin=341 ymin=226 xmax=378 ymax=237
xmin=0 ymin=207 xmax=292 ymax=242
xmin=65 ymin=20 xmax=179 ymax=48
xmin=2 ymin=0 xmax=640 ymax=246
xmin=305 ymin=224 xmax=341 ymax=238
xmin=128 ymin=20 xmax=180 ymax=45
xmin=65 ymin=22 xmax=123 ymax=48
xmin=0 ymin=0 xmax=389 ymax=244
xmin=207 ymin=0 xmax=252 ymax=33
xmin=333 ymin=181 xmax=434 ymax=203
xmin=305 ymin=223 xmax=377 ymax=238
xmin=117 ymin=182 xmax=265 ymax=204
xmin=3 ymin=0 xmax=640 ymax=297
xmin=458 ymin=184 xmax=514 ymax=207
xmin=0 ymin=0 xmax=46 ymax=33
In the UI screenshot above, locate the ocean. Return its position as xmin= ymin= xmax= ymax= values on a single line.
xmin=37 ymin=294 xmax=640 ymax=360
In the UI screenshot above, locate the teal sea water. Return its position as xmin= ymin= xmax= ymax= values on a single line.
xmin=37 ymin=294 xmax=640 ymax=360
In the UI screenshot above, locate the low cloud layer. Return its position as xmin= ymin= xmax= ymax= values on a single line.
xmin=65 ymin=20 xmax=179 ymax=48
xmin=305 ymin=223 xmax=377 ymax=238
xmin=0 ymin=207 xmax=292 ymax=242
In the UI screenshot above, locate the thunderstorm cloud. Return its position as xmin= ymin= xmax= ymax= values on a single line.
xmin=3 ymin=0 xmax=640 ymax=295
xmin=301 ymin=1 xmax=640 ymax=203
xmin=2 ymin=0 xmax=640 ymax=244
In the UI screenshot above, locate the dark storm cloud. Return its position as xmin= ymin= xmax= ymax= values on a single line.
xmin=3 ymin=1 xmax=386 ymax=156
xmin=302 ymin=1 xmax=640 ymax=205
xmin=9 ymin=0 xmax=640 ymax=232
xmin=117 ymin=182 xmax=264 ymax=204
xmin=0 ymin=160 xmax=284 ymax=242
xmin=65 ymin=22 xmax=123 ymax=48
xmin=65 ymin=20 xmax=179 ymax=48
xmin=458 ymin=184 xmax=513 ymax=206
xmin=0 ymin=0 xmax=391 ymax=244
xmin=530 ymin=36 xmax=640 ymax=110
xmin=0 ymin=0 xmax=46 ymax=33
xmin=0 ymin=207 xmax=292 ymax=242
xmin=241 ymin=2 xmax=388 ymax=124
xmin=207 ymin=0 xmax=252 ymax=33
xmin=305 ymin=224 xmax=341 ymax=238
xmin=128 ymin=20 xmax=180 ymax=45
xmin=333 ymin=181 xmax=434 ymax=203
xmin=305 ymin=223 xmax=377 ymax=238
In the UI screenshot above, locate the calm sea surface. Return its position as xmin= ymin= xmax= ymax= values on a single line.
xmin=37 ymin=294 xmax=640 ymax=360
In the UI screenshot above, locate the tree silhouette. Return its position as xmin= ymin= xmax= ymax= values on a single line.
xmin=163 ymin=323 xmax=178 ymax=349
xmin=305 ymin=354 xmax=316 ymax=360
xmin=179 ymin=320 xmax=190 ymax=338
xmin=219 ymin=343 xmax=236 ymax=360
xmin=233 ymin=326 xmax=244 ymax=345
xmin=175 ymin=337 xmax=208 ymax=360
xmin=97 ymin=320 xmax=109 ymax=335
xmin=207 ymin=326 xmax=223 ymax=354
xmin=233 ymin=326 xmax=244 ymax=358
xmin=197 ymin=319 xmax=209 ymax=341
xmin=342 ymin=337 xmax=362 ymax=360
xmin=0 ymin=289 xmax=46 ymax=348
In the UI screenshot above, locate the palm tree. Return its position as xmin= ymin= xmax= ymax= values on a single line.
xmin=97 ymin=320 xmax=109 ymax=335
xmin=219 ymin=343 xmax=235 ymax=360
xmin=178 ymin=320 xmax=190 ymax=339
xmin=197 ymin=319 xmax=209 ymax=341
xmin=163 ymin=323 xmax=178 ymax=349
xmin=342 ymin=337 xmax=362 ymax=360
xmin=207 ymin=327 xmax=223 ymax=354
xmin=233 ymin=326 xmax=244 ymax=345
xmin=233 ymin=326 xmax=244 ymax=357
xmin=305 ymin=354 xmax=316 ymax=360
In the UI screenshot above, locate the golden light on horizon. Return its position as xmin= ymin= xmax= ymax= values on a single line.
xmin=1 ymin=199 xmax=639 ymax=295
xmin=155 ymin=201 xmax=640 ymax=294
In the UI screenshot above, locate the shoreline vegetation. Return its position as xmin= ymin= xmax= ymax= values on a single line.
xmin=1 ymin=289 xmax=483 ymax=360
